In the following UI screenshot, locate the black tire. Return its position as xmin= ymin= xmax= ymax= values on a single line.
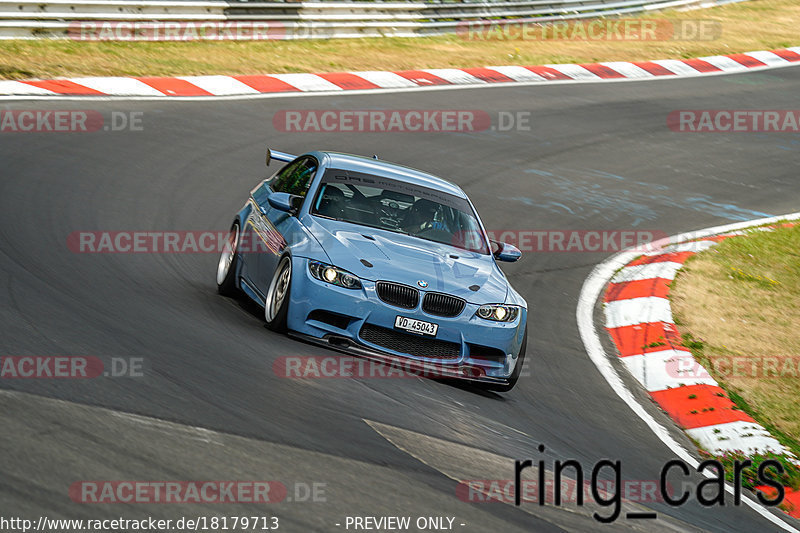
xmin=216 ymin=221 xmax=241 ymax=296
xmin=485 ymin=327 xmax=527 ymax=392
xmin=264 ymin=255 xmax=292 ymax=333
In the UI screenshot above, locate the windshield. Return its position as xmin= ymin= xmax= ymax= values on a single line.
xmin=311 ymin=168 xmax=490 ymax=254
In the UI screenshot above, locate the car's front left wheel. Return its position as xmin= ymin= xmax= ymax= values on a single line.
xmin=265 ymin=255 xmax=292 ymax=332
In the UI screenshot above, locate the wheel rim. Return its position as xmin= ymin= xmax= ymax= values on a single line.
xmin=216 ymin=225 xmax=238 ymax=285
xmin=266 ymin=257 xmax=291 ymax=322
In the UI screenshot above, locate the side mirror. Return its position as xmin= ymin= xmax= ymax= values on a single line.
xmin=267 ymin=192 xmax=300 ymax=215
xmin=265 ymin=148 xmax=272 ymax=167
xmin=492 ymin=241 xmax=522 ymax=262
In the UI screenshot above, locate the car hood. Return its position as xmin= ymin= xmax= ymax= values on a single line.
xmin=303 ymin=216 xmax=508 ymax=303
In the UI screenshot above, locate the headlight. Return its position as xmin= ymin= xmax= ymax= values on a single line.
xmin=308 ymin=260 xmax=362 ymax=289
xmin=476 ymin=304 xmax=520 ymax=322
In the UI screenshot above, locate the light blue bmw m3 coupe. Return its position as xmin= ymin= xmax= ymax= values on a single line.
xmin=216 ymin=148 xmax=527 ymax=391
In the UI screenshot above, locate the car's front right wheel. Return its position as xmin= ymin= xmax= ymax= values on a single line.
xmin=264 ymin=255 xmax=292 ymax=332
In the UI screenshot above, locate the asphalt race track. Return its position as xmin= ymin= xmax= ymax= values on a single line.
xmin=2 ymin=66 xmax=800 ymax=532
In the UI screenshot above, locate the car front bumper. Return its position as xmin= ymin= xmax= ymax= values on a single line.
xmin=286 ymin=257 xmax=527 ymax=382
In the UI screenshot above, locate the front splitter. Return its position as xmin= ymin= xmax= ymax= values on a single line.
xmin=287 ymin=331 xmax=508 ymax=386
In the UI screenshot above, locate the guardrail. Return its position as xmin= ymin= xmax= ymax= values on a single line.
xmin=0 ymin=0 xmax=747 ymax=39
xmin=0 ymin=1 xmax=225 ymax=38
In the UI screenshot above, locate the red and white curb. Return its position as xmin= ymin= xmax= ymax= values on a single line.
xmin=603 ymin=233 xmax=791 ymax=457
xmin=603 ymin=225 xmax=800 ymax=519
xmin=578 ymin=212 xmax=800 ymax=530
xmin=1 ymin=47 xmax=799 ymax=98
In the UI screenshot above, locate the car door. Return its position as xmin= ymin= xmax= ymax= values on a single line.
xmin=250 ymin=156 xmax=318 ymax=296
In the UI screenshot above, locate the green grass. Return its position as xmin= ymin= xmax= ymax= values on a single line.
xmin=671 ymin=223 xmax=800 ymax=469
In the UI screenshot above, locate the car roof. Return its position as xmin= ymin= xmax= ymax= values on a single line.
xmin=315 ymin=151 xmax=467 ymax=199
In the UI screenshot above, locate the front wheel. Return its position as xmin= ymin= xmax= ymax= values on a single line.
xmin=265 ymin=255 xmax=292 ymax=332
xmin=485 ymin=327 xmax=527 ymax=393
xmin=216 ymin=222 xmax=240 ymax=296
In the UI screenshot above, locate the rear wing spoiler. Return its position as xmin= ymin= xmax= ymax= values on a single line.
xmin=265 ymin=148 xmax=297 ymax=167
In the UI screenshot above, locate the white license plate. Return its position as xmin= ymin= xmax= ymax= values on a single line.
xmin=394 ymin=315 xmax=438 ymax=336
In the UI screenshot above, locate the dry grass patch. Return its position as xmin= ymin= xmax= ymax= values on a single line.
xmin=671 ymin=224 xmax=800 ymax=453
xmin=1 ymin=0 xmax=800 ymax=79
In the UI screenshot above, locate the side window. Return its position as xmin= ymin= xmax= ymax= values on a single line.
xmin=251 ymin=181 xmax=270 ymax=206
xmin=270 ymin=157 xmax=317 ymax=197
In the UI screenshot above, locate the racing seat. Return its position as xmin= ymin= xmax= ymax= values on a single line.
xmin=316 ymin=185 xmax=345 ymax=219
xmin=401 ymin=199 xmax=439 ymax=233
